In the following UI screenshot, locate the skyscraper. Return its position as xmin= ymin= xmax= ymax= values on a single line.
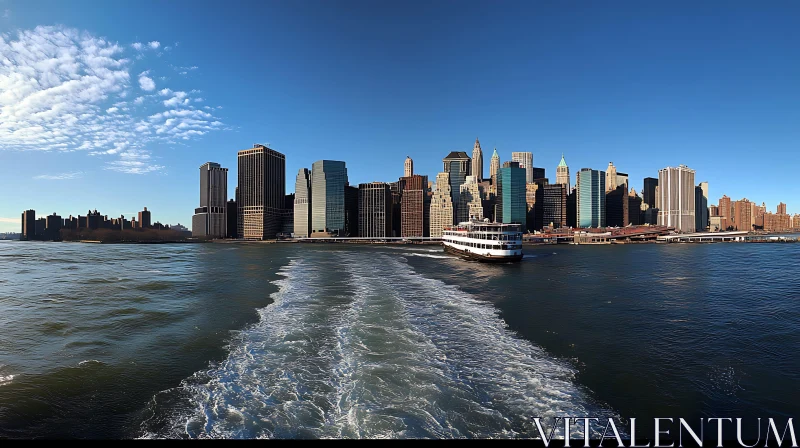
xmin=778 ymin=202 xmax=787 ymax=215
xmin=192 ymin=162 xmax=228 ymax=238
xmin=605 ymin=185 xmax=629 ymax=228
xmin=358 ymin=182 xmax=392 ymax=238
xmin=345 ymin=185 xmax=359 ymax=237
xmin=498 ymin=161 xmax=527 ymax=227
xmin=657 ymin=165 xmax=696 ymax=233
xmin=511 ymin=152 xmax=534 ymax=184
xmin=472 ymin=138 xmax=483 ymax=182
xmin=443 ymin=151 xmax=471 ymax=220
xmin=628 ymin=189 xmax=643 ymax=226
xmin=457 ymin=175 xmax=484 ymax=223
xmin=311 ymin=160 xmax=348 ymax=236
xmin=293 ymin=168 xmax=312 ymax=237
xmin=489 ymin=148 xmax=500 ymax=189
xmin=238 ymin=145 xmax=286 ymax=240
xmin=695 ymin=182 xmax=709 ymax=232
xmin=404 ymin=156 xmax=413 ymax=178
xmin=643 ymin=177 xmax=658 ymax=209
xmin=556 ymin=154 xmax=570 ymax=190
xmin=400 ymin=174 xmax=429 ymax=237
xmin=429 ymin=172 xmax=454 ymax=237
xmin=577 ymin=168 xmax=606 ymax=228
xmin=226 ymin=199 xmax=238 ymax=238
xmin=605 ymin=162 xmax=618 ymax=193
xmin=542 ymin=183 xmax=567 ymax=229
xmin=616 ymin=173 xmax=629 ymax=191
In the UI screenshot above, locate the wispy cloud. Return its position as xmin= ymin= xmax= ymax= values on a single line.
xmin=0 ymin=25 xmax=225 ymax=174
xmin=33 ymin=172 xmax=84 ymax=180
xmin=0 ymin=217 xmax=19 ymax=223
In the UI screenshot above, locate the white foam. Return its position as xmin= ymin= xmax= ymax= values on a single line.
xmin=144 ymin=253 xmax=618 ymax=439
xmin=0 ymin=374 xmax=14 ymax=386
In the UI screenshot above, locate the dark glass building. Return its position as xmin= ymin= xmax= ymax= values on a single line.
xmin=542 ymin=183 xmax=567 ymax=229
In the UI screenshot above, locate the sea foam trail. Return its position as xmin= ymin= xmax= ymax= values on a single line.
xmin=141 ymin=252 xmax=616 ymax=439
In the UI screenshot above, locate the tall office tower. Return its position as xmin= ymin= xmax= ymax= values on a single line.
xmin=282 ymin=194 xmax=295 ymax=235
xmin=489 ymin=148 xmax=500 ymax=190
xmin=778 ymin=202 xmax=787 ymax=215
xmin=388 ymin=182 xmax=402 ymax=237
xmin=556 ymin=154 xmax=570 ymax=190
xmin=718 ymin=195 xmax=732 ymax=230
xmin=542 ymin=183 xmax=567 ymax=229
xmin=497 ymin=161 xmax=527 ymax=227
xmin=577 ymin=168 xmax=606 ymax=228
xmin=472 ymin=138 xmax=483 ymax=182
xmin=238 ymin=145 xmax=286 ymax=240
xmin=616 ymin=173 xmax=629 ymax=191
xmin=657 ymin=165 xmax=696 ymax=233
xmin=605 ymin=162 xmax=618 ymax=193
xmin=21 ymin=210 xmax=36 ymax=240
xmin=525 ymin=182 xmax=538 ymax=231
xmin=628 ymin=189 xmax=643 ymax=225
xmin=643 ymin=177 xmax=658 ymax=209
xmin=532 ymin=168 xmax=546 ymax=182
xmin=137 ymin=207 xmax=152 ymax=229
xmin=511 ymin=152 xmax=534 ymax=183
xmin=358 ymin=182 xmax=392 ymax=238
xmin=733 ymin=198 xmax=753 ymax=231
xmin=429 ymin=172 xmax=454 ymax=237
xmin=457 ymin=175 xmax=484 ymax=223
xmin=404 ymin=156 xmax=413 ymax=178
xmin=695 ymin=182 xmax=709 ymax=232
xmin=655 ymin=186 xmax=661 ymax=210
xmin=443 ymin=150 xmax=471 ymax=220
xmin=401 ymin=174 xmax=429 ymax=237
xmin=226 ymin=200 xmax=238 ymax=238
xmin=193 ymin=162 xmax=228 ymax=238
xmin=605 ymin=185 xmax=629 ymax=228
xmin=566 ymin=188 xmax=577 ymax=227
xmin=345 ymin=185 xmax=359 ymax=237
xmin=293 ymin=168 xmax=312 ymax=237
xmin=310 ymin=160 xmax=347 ymax=236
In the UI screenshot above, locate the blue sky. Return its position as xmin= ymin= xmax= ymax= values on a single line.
xmin=1 ymin=0 xmax=799 ymax=232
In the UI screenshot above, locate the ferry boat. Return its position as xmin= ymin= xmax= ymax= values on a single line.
xmin=441 ymin=219 xmax=524 ymax=262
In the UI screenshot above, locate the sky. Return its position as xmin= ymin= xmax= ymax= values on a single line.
xmin=1 ymin=0 xmax=799 ymax=232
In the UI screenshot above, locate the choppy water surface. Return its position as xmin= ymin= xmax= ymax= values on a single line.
xmin=0 ymin=241 xmax=798 ymax=438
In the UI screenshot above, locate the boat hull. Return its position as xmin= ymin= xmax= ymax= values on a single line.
xmin=442 ymin=243 xmax=523 ymax=263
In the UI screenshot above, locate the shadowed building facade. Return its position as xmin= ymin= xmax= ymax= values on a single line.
xmin=695 ymin=182 xmax=709 ymax=232
xmin=542 ymin=183 xmax=567 ymax=229
xmin=358 ymin=182 xmax=392 ymax=238
xmin=238 ymin=145 xmax=285 ymax=240
xmin=443 ymin=151 xmax=471 ymax=221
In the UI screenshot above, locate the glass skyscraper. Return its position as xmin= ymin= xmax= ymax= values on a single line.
xmin=311 ymin=160 xmax=348 ymax=235
xmin=577 ymin=168 xmax=606 ymax=228
xmin=497 ymin=161 xmax=527 ymax=227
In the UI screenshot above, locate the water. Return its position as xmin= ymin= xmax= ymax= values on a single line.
xmin=0 ymin=241 xmax=798 ymax=438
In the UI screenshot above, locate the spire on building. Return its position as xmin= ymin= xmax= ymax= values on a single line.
xmin=558 ymin=154 xmax=568 ymax=167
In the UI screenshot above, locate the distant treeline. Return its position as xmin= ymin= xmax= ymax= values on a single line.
xmin=60 ymin=228 xmax=195 ymax=243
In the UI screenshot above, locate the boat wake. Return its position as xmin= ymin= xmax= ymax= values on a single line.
xmin=140 ymin=253 xmax=615 ymax=439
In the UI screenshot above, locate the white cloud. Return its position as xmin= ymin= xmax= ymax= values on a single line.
xmin=148 ymin=41 xmax=160 ymax=49
xmin=33 ymin=172 xmax=84 ymax=180
xmin=138 ymin=73 xmax=155 ymax=91
xmin=0 ymin=25 xmax=225 ymax=175
xmin=131 ymin=42 xmax=143 ymax=50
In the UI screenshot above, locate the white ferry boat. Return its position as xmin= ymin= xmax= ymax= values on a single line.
xmin=442 ymin=219 xmax=524 ymax=262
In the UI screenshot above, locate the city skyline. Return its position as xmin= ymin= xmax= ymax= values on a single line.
xmin=3 ymin=1 xmax=800 ymax=232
